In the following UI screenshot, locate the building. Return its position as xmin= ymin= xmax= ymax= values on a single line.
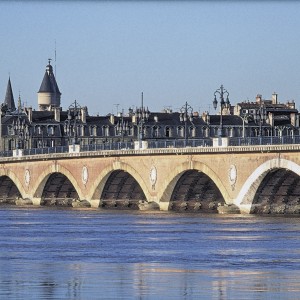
xmin=0 ymin=61 xmax=299 ymax=153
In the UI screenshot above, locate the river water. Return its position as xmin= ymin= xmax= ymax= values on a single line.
xmin=0 ymin=206 xmax=300 ymax=299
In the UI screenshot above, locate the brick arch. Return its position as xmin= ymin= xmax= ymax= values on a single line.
xmin=32 ymin=163 xmax=83 ymax=200
xmin=159 ymin=161 xmax=230 ymax=204
xmin=0 ymin=168 xmax=25 ymax=198
xmin=90 ymin=161 xmax=150 ymax=202
xmin=235 ymin=158 xmax=300 ymax=213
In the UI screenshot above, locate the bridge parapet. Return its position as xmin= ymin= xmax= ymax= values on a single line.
xmin=0 ymin=144 xmax=300 ymax=163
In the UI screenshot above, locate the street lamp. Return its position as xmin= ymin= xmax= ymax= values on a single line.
xmin=241 ymin=110 xmax=250 ymax=138
xmin=135 ymin=92 xmax=150 ymax=148
xmin=116 ymin=110 xmax=129 ymax=142
xmin=213 ymin=85 xmax=230 ymax=138
xmin=65 ymin=100 xmax=81 ymax=148
xmin=257 ymin=103 xmax=265 ymax=137
xmin=13 ymin=105 xmax=27 ymax=152
xmin=179 ymin=101 xmax=194 ymax=146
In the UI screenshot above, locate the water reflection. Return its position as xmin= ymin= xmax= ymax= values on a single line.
xmin=1 ymin=208 xmax=300 ymax=299
xmin=2 ymin=262 xmax=300 ymax=299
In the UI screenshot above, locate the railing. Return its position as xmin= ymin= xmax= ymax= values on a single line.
xmin=146 ymin=139 xmax=212 ymax=148
xmin=1 ymin=135 xmax=300 ymax=158
xmin=81 ymin=142 xmax=134 ymax=152
xmin=23 ymin=146 xmax=69 ymax=156
xmin=229 ymin=135 xmax=300 ymax=146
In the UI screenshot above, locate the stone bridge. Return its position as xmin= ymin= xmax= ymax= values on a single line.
xmin=2 ymin=144 xmax=300 ymax=214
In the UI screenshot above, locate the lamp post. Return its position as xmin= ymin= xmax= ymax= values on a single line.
xmin=179 ymin=101 xmax=194 ymax=146
xmin=65 ymin=100 xmax=81 ymax=149
xmin=116 ymin=110 xmax=128 ymax=142
xmin=135 ymin=92 xmax=150 ymax=148
xmin=13 ymin=109 xmax=26 ymax=153
xmin=258 ymin=104 xmax=265 ymax=137
xmin=213 ymin=85 xmax=230 ymax=138
xmin=241 ymin=110 xmax=250 ymax=138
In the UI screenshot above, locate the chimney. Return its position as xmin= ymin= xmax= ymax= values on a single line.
xmin=202 ymin=112 xmax=208 ymax=123
xmin=272 ymin=92 xmax=278 ymax=104
xmin=256 ymin=94 xmax=262 ymax=104
xmin=27 ymin=106 xmax=33 ymax=122
xmin=291 ymin=113 xmax=296 ymax=126
xmin=287 ymin=100 xmax=295 ymax=109
xmin=54 ymin=107 xmax=60 ymax=122
xmin=81 ymin=106 xmax=87 ymax=123
xmin=268 ymin=112 xmax=274 ymax=127
xmin=110 ymin=114 xmax=114 ymax=124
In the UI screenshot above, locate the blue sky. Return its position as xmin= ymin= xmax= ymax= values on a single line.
xmin=1 ymin=1 xmax=300 ymax=115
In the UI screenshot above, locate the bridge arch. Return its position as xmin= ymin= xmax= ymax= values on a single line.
xmin=90 ymin=161 xmax=150 ymax=205
xmin=32 ymin=163 xmax=82 ymax=202
xmin=236 ymin=158 xmax=300 ymax=213
xmin=159 ymin=161 xmax=230 ymax=210
xmin=0 ymin=168 xmax=25 ymax=201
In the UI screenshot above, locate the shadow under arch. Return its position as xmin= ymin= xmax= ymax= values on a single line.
xmin=159 ymin=161 xmax=229 ymax=211
xmin=0 ymin=168 xmax=25 ymax=200
xmin=90 ymin=161 xmax=149 ymax=206
xmin=32 ymin=164 xmax=82 ymax=204
xmin=236 ymin=158 xmax=300 ymax=213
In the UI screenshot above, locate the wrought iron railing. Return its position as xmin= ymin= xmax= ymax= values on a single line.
xmin=1 ymin=135 xmax=300 ymax=158
xmin=228 ymin=135 xmax=300 ymax=146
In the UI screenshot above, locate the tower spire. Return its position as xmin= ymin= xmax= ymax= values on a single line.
xmin=4 ymin=77 xmax=16 ymax=111
xmin=18 ymin=91 xmax=21 ymax=111
xmin=38 ymin=60 xmax=61 ymax=111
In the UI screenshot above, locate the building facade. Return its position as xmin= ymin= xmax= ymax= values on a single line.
xmin=1 ymin=61 xmax=299 ymax=152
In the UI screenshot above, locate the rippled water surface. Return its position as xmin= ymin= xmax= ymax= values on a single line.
xmin=1 ymin=207 xmax=300 ymax=299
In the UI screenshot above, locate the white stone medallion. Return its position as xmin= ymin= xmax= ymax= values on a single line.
xmin=24 ymin=169 xmax=30 ymax=186
xmin=228 ymin=164 xmax=237 ymax=189
xmin=150 ymin=165 xmax=157 ymax=190
xmin=82 ymin=166 xmax=89 ymax=185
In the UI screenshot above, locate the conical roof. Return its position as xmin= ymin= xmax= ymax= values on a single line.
xmin=38 ymin=63 xmax=61 ymax=95
xmin=38 ymin=71 xmax=55 ymax=93
xmin=4 ymin=77 xmax=16 ymax=111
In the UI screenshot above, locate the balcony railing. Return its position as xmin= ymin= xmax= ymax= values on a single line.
xmin=1 ymin=135 xmax=300 ymax=157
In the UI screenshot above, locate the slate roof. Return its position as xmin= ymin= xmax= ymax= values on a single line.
xmin=4 ymin=77 xmax=16 ymax=111
xmin=38 ymin=64 xmax=61 ymax=95
xmin=38 ymin=71 xmax=54 ymax=93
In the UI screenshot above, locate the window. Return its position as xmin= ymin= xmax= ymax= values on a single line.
xmin=152 ymin=126 xmax=159 ymax=138
xmin=190 ymin=126 xmax=196 ymax=137
xmin=7 ymin=126 xmax=14 ymax=136
xmin=80 ymin=126 xmax=85 ymax=137
xmin=103 ymin=126 xmax=109 ymax=137
xmin=165 ymin=126 xmax=171 ymax=138
xmin=177 ymin=126 xmax=184 ymax=137
xmin=37 ymin=126 xmax=43 ymax=135
xmin=48 ymin=126 xmax=54 ymax=136
xmin=90 ymin=126 xmax=97 ymax=136
xmin=128 ymin=126 xmax=133 ymax=136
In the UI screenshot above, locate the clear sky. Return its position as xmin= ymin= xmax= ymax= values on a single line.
xmin=1 ymin=1 xmax=300 ymax=116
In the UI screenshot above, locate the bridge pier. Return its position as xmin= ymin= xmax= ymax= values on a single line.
xmin=32 ymin=197 xmax=42 ymax=206
xmin=158 ymin=201 xmax=170 ymax=211
xmin=89 ymin=199 xmax=101 ymax=208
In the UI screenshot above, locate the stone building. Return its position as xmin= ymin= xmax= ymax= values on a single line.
xmin=0 ymin=61 xmax=299 ymax=153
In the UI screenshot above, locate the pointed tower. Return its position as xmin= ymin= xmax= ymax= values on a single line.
xmin=37 ymin=59 xmax=61 ymax=111
xmin=4 ymin=77 xmax=16 ymax=111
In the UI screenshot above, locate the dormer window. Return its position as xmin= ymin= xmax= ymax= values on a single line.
xmin=48 ymin=126 xmax=54 ymax=136
xmin=177 ymin=126 xmax=184 ymax=137
xmin=103 ymin=125 xmax=109 ymax=137
xmin=165 ymin=126 xmax=171 ymax=138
